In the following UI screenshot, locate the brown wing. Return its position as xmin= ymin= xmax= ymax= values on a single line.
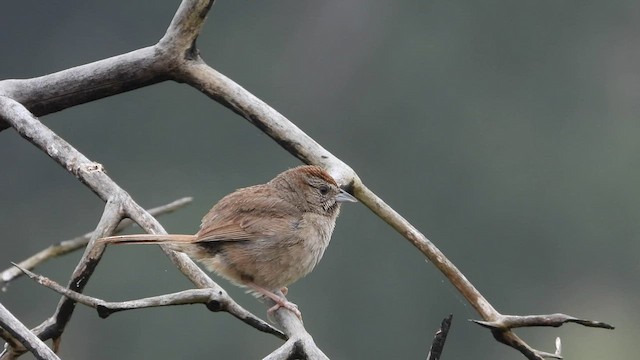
xmin=195 ymin=184 xmax=300 ymax=243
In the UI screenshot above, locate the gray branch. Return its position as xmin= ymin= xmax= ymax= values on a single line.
xmin=0 ymin=0 xmax=322 ymax=358
xmin=12 ymin=265 xmax=286 ymax=341
xmin=0 ymin=96 xmax=285 ymax=359
xmin=0 ymin=0 xmax=614 ymax=359
xmin=262 ymin=291 xmax=329 ymax=360
xmin=472 ymin=313 xmax=614 ymax=330
xmin=0 ymin=197 xmax=193 ymax=289
xmin=0 ymin=303 xmax=60 ymax=360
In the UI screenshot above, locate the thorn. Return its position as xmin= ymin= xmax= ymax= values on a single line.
xmin=469 ymin=319 xmax=498 ymax=329
xmin=97 ymin=305 xmax=112 ymax=319
xmin=10 ymin=262 xmax=34 ymax=278
xmin=555 ymin=337 xmax=562 ymax=356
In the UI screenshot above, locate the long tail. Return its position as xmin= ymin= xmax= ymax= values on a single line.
xmin=97 ymin=234 xmax=197 ymax=245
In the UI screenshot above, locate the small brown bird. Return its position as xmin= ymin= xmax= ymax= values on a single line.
xmin=100 ymin=165 xmax=356 ymax=319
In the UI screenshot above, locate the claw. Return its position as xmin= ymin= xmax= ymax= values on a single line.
xmin=248 ymin=283 xmax=303 ymax=320
xmin=267 ymin=299 xmax=301 ymax=320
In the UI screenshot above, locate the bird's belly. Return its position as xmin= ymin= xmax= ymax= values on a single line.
xmin=196 ymin=214 xmax=336 ymax=291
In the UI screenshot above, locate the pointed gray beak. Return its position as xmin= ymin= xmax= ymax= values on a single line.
xmin=336 ymin=188 xmax=357 ymax=203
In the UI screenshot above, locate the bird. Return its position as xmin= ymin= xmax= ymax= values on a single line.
xmin=99 ymin=165 xmax=357 ymax=319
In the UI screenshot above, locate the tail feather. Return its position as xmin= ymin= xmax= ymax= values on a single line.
xmin=98 ymin=234 xmax=197 ymax=245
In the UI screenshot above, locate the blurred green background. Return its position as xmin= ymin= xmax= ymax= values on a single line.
xmin=1 ymin=0 xmax=636 ymax=359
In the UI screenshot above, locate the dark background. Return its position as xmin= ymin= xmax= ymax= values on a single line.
xmin=1 ymin=1 xmax=636 ymax=359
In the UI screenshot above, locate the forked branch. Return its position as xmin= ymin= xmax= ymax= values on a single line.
xmin=0 ymin=96 xmax=287 ymax=359
xmin=0 ymin=303 xmax=60 ymax=360
xmin=0 ymin=197 xmax=193 ymax=290
xmin=0 ymin=0 xmax=614 ymax=358
xmin=172 ymin=25 xmax=614 ymax=358
xmin=12 ymin=265 xmax=286 ymax=341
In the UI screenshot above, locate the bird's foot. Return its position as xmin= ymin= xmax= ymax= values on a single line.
xmin=268 ymin=299 xmax=301 ymax=320
xmin=248 ymin=283 xmax=302 ymax=320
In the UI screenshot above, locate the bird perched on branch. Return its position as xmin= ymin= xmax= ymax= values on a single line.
xmin=100 ymin=165 xmax=357 ymax=319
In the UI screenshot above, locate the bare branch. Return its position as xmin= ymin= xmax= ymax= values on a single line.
xmin=160 ymin=0 xmax=215 ymax=52
xmin=0 ymin=95 xmax=281 ymax=357
xmin=489 ymin=331 xmax=563 ymax=360
xmin=426 ymin=314 xmax=453 ymax=360
xmin=173 ymin=60 xmax=359 ymax=188
xmin=0 ymin=303 xmax=59 ymax=360
xmin=0 ymin=45 xmax=166 ymax=130
xmin=360 ymin=185 xmax=497 ymax=318
xmin=27 ymin=198 xmax=124 ymax=345
xmin=262 ymin=292 xmax=329 ymax=360
xmin=472 ymin=313 xmax=614 ymax=330
xmin=0 ymin=0 xmax=614 ymax=358
xmin=0 ymin=1 xmax=215 ymax=131
xmin=0 ymin=95 xmax=196 ymax=286
xmin=173 ymin=56 xmax=615 ymax=359
xmin=1 ymin=197 xmax=193 ymax=289
xmin=469 ymin=313 xmax=614 ymax=359
xmin=13 ymin=265 xmax=286 ymax=341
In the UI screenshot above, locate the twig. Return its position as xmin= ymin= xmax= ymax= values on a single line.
xmin=0 ymin=94 xmax=281 ymax=358
xmin=0 ymin=303 xmax=60 ymax=360
xmin=13 ymin=264 xmax=287 ymax=341
xmin=1 ymin=197 xmax=193 ymax=290
xmin=472 ymin=314 xmax=614 ymax=330
xmin=262 ymin=291 xmax=328 ymax=360
xmin=1 ymin=2 xmax=316 ymax=359
xmin=471 ymin=314 xmax=613 ymax=359
xmin=426 ymin=314 xmax=453 ymax=360
xmin=25 ymin=198 xmax=124 ymax=347
xmin=174 ymin=37 xmax=615 ymax=359
xmin=0 ymin=0 xmax=615 ymax=358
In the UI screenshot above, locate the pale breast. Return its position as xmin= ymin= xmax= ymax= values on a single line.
xmin=201 ymin=212 xmax=337 ymax=291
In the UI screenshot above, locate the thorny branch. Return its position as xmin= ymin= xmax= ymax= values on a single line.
xmin=0 ymin=96 xmax=284 ymax=359
xmin=0 ymin=0 xmax=613 ymax=359
xmin=0 ymin=197 xmax=193 ymax=290
xmin=12 ymin=265 xmax=287 ymax=340
xmin=0 ymin=303 xmax=60 ymax=360
xmin=426 ymin=314 xmax=453 ymax=360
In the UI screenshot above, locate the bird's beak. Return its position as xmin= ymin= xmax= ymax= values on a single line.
xmin=336 ymin=189 xmax=358 ymax=203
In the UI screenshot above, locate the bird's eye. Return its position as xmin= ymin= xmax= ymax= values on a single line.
xmin=318 ymin=184 xmax=330 ymax=195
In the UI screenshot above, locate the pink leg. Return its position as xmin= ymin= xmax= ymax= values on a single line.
xmin=248 ymin=283 xmax=301 ymax=320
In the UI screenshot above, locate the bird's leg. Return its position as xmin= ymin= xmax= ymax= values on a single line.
xmin=280 ymin=286 xmax=288 ymax=296
xmin=248 ymin=283 xmax=301 ymax=320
